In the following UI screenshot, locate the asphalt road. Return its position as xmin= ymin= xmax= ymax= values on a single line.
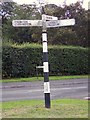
xmin=1 ymin=78 xmax=88 ymax=102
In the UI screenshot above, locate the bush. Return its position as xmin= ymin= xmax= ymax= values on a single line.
xmin=2 ymin=44 xmax=88 ymax=78
xmin=49 ymin=46 xmax=88 ymax=75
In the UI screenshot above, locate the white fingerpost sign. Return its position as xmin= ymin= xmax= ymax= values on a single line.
xmin=12 ymin=20 xmax=42 ymax=27
xmin=46 ymin=19 xmax=75 ymax=28
xmin=44 ymin=14 xmax=58 ymax=20
xmin=12 ymin=19 xmax=75 ymax=28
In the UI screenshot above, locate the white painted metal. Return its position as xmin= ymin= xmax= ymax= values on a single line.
xmin=12 ymin=18 xmax=75 ymax=28
xmin=44 ymin=14 xmax=58 ymax=21
xmin=46 ymin=19 xmax=75 ymax=28
xmin=42 ymin=33 xmax=47 ymax=42
xmin=43 ymin=62 xmax=49 ymax=72
xmin=46 ymin=20 xmax=59 ymax=28
xmin=43 ymin=42 xmax=48 ymax=52
xmin=44 ymin=82 xmax=50 ymax=93
xmin=12 ymin=20 xmax=42 ymax=27
xmin=36 ymin=66 xmax=44 ymax=68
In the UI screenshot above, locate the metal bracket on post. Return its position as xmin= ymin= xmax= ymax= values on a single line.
xmin=36 ymin=66 xmax=44 ymax=79
xmin=36 ymin=66 xmax=44 ymax=69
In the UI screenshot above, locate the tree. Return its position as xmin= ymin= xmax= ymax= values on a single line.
xmin=1 ymin=1 xmax=88 ymax=47
xmin=48 ymin=2 xmax=88 ymax=47
xmin=1 ymin=2 xmax=42 ymax=43
xmin=0 ymin=2 xmax=15 ymax=23
xmin=1 ymin=2 xmax=18 ymax=43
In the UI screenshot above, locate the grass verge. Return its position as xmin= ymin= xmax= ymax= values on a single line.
xmin=1 ymin=75 xmax=88 ymax=83
xmin=2 ymin=99 xmax=88 ymax=118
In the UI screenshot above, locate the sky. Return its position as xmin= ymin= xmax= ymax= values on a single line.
xmin=12 ymin=0 xmax=89 ymax=10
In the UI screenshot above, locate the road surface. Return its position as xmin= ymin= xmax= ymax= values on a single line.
xmin=1 ymin=78 xmax=88 ymax=102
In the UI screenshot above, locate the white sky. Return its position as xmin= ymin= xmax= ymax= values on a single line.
xmin=13 ymin=0 xmax=89 ymax=10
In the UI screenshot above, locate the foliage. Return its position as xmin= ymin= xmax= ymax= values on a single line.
xmin=49 ymin=2 xmax=88 ymax=47
xmin=1 ymin=2 xmax=42 ymax=43
xmin=1 ymin=2 xmax=89 ymax=47
xmin=0 ymin=2 xmax=15 ymax=23
xmin=2 ymin=44 xmax=88 ymax=78
xmin=1 ymin=2 xmax=89 ymax=78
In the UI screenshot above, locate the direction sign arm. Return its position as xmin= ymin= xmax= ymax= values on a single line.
xmin=46 ymin=19 xmax=75 ymax=28
xmin=12 ymin=20 xmax=42 ymax=27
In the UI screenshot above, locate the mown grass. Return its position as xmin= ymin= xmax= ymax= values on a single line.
xmin=1 ymin=75 xmax=88 ymax=83
xmin=9 ymin=43 xmax=88 ymax=49
xmin=2 ymin=99 xmax=88 ymax=118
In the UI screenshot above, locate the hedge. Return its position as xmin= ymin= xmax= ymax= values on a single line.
xmin=2 ymin=44 xmax=88 ymax=78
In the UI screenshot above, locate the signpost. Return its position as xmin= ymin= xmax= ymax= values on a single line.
xmin=12 ymin=13 xmax=75 ymax=109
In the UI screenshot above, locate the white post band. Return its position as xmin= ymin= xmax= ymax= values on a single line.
xmin=43 ymin=62 xmax=49 ymax=72
xmin=44 ymin=82 xmax=50 ymax=93
xmin=43 ymin=42 xmax=48 ymax=52
xmin=42 ymin=33 xmax=47 ymax=42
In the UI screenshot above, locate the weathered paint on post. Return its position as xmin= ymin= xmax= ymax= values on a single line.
xmin=42 ymin=14 xmax=51 ymax=108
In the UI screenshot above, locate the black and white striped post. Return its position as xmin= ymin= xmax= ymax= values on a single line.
xmin=12 ymin=5 xmax=75 ymax=109
xmin=42 ymin=14 xmax=51 ymax=108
